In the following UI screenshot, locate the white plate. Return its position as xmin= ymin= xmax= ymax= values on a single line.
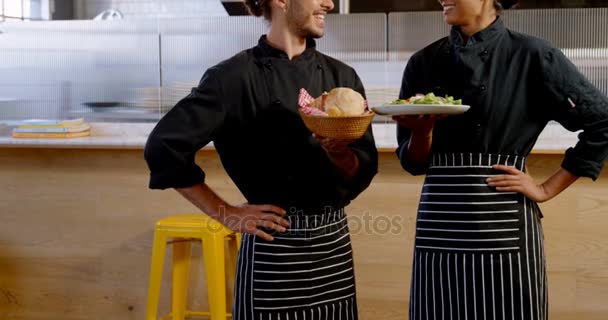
xmin=372 ymin=104 xmax=470 ymax=116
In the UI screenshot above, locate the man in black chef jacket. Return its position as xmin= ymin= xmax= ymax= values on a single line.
xmin=144 ymin=0 xmax=378 ymax=318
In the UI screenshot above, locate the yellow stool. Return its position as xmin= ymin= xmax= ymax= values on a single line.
xmin=145 ymin=214 xmax=241 ymax=320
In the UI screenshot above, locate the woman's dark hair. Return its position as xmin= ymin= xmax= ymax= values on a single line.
xmin=244 ymin=0 xmax=272 ymax=21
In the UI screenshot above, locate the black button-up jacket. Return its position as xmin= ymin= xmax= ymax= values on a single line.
xmin=145 ymin=36 xmax=378 ymax=212
xmin=397 ymin=18 xmax=608 ymax=180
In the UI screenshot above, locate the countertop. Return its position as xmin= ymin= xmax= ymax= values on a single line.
xmin=0 ymin=122 xmax=579 ymax=153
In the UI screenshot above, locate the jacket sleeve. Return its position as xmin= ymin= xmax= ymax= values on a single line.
xmin=396 ymin=55 xmax=430 ymax=175
xmin=343 ymin=71 xmax=379 ymax=200
xmin=541 ymin=47 xmax=608 ymax=180
xmin=144 ymin=68 xmax=227 ymax=189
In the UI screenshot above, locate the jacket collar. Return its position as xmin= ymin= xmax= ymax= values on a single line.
xmin=255 ymin=35 xmax=317 ymax=60
xmin=449 ymin=17 xmax=505 ymax=47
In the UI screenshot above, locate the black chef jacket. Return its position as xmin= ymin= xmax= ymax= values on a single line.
xmin=397 ymin=18 xmax=608 ymax=180
xmin=144 ymin=36 xmax=378 ymax=212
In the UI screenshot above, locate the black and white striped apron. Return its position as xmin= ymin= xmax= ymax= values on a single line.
xmin=233 ymin=208 xmax=358 ymax=320
xmin=410 ymin=153 xmax=548 ymax=320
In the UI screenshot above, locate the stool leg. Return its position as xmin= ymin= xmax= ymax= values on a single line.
xmin=225 ymin=235 xmax=239 ymax=310
xmin=236 ymin=233 xmax=242 ymax=251
xmin=202 ymin=233 xmax=228 ymax=320
xmin=172 ymin=239 xmax=192 ymax=320
xmin=146 ymin=231 xmax=168 ymax=320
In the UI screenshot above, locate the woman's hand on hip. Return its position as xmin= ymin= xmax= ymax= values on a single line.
xmin=486 ymin=165 xmax=550 ymax=203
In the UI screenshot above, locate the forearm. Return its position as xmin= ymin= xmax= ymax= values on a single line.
xmin=326 ymin=148 xmax=360 ymax=180
xmin=406 ymin=128 xmax=433 ymax=166
xmin=175 ymin=183 xmax=231 ymax=219
xmin=539 ymin=167 xmax=579 ymax=202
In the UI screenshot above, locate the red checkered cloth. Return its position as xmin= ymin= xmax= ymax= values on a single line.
xmin=298 ymin=88 xmax=328 ymax=116
xmin=298 ymin=88 xmax=315 ymax=108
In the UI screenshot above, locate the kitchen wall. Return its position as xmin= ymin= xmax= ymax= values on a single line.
xmin=0 ymin=8 xmax=606 ymax=124
xmin=71 ymin=0 xmax=341 ymax=19
xmin=70 ymin=0 xmax=608 ymax=19
xmin=349 ymin=0 xmax=608 ymax=13
xmin=73 ymin=0 xmax=230 ymax=19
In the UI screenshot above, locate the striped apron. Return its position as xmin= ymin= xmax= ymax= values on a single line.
xmin=410 ymin=153 xmax=548 ymax=320
xmin=232 ymin=208 xmax=358 ymax=320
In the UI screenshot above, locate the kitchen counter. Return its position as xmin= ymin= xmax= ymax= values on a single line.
xmin=0 ymin=122 xmax=156 ymax=150
xmin=0 ymin=121 xmax=579 ymax=153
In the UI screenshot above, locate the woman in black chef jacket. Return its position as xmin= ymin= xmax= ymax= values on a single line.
xmin=395 ymin=0 xmax=608 ymax=319
xmin=144 ymin=0 xmax=378 ymax=319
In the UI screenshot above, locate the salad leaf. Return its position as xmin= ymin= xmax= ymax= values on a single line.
xmin=390 ymin=93 xmax=462 ymax=105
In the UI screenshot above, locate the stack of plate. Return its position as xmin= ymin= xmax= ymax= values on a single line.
xmin=133 ymin=87 xmax=163 ymax=113
xmin=169 ymin=81 xmax=196 ymax=103
xmin=133 ymin=81 xmax=197 ymax=113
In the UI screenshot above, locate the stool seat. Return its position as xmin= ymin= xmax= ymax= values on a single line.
xmin=155 ymin=214 xmax=231 ymax=236
xmin=146 ymin=213 xmax=241 ymax=320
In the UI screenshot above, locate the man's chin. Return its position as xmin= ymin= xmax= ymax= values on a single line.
xmin=310 ymin=32 xmax=324 ymax=39
xmin=304 ymin=28 xmax=324 ymax=39
xmin=291 ymin=23 xmax=325 ymax=39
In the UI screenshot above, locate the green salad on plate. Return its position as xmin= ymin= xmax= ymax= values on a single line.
xmin=391 ymin=93 xmax=462 ymax=105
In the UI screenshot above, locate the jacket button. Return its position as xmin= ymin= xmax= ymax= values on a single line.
xmin=480 ymin=85 xmax=487 ymax=91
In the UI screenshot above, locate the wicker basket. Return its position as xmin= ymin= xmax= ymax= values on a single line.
xmin=299 ymin=110 xmax=375 ymax=140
